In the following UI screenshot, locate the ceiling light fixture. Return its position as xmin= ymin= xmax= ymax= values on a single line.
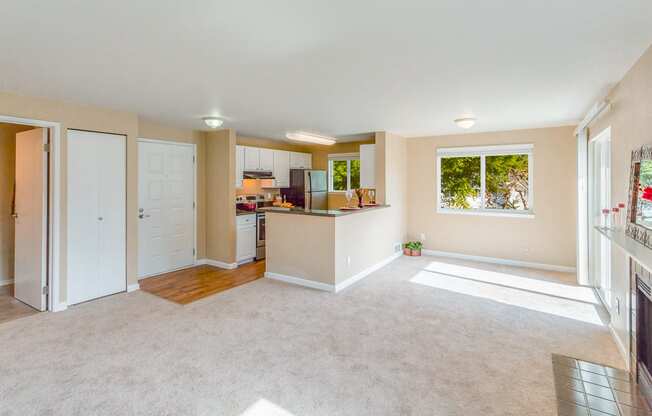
xmin=454 ymin=117 xmax=476 ymax=129
xmin=203 ymin=117 xmax=223 ymax=128
xmin=286 ymin=131 xmax=337 ymax=145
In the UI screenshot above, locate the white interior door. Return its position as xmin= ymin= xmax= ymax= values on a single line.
xmin=138 ymin=140 xmax=195 ymax=277
xmin=67 ymin=130 xmax=126 ymax=305
xmin=588 ymin=129 xmax=611 ymax=305
xmin=14 ymin=127 xmax=48 ymax=311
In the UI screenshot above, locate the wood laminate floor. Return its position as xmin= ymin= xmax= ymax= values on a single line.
xmin=0 ymin=285 xmax=40 ymax=324
xmin=139 ymin=261 xmax=265 ymax=305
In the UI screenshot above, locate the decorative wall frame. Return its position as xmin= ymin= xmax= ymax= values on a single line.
xmin=626 ymin=145 xmax=652 ymax=248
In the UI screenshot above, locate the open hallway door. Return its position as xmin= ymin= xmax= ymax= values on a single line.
xmin=14 ymin=127 xmax=48 ymax=311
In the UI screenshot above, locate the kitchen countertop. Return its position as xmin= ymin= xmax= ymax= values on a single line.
xmin=258 ymin=204 xmax=390 ymax=217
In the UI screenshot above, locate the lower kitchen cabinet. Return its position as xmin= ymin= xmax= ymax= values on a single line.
xmin=236 ymin=214 xmax=257 ymax=262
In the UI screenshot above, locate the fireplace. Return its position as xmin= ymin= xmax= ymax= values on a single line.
xmin=636 ymin=275 xmax=652 ymax=401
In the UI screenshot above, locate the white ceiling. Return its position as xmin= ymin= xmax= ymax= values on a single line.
xmin=1 ymin=1 xmax=651 ymax=139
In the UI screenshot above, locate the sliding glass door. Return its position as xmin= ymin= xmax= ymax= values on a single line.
xmin=588 ymin=129 xmax=612 ymax=305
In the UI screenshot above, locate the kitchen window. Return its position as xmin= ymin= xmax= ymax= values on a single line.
xmin=437 ymin=144 xmax=534 ymax=217
xmin=328 ymin=153 xmax=360 ymax=192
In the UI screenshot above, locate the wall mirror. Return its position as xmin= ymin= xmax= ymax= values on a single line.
xmin=627 ymin=145 xmax=652 ymax=247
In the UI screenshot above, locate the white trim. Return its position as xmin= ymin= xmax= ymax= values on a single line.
xmin=436 ymin=208 xmax=535 ymax=218
xmin=0 ymin=278 xmax=14 ymax=287
xmin=265 ymin=252 xmax=403 ymax=293
xmin=422 ymin=249 xmax=576 ymax=273
xmin=609 ymin=322 xmax=630 ymax=370
xmin=196 ymin=258 xmax=238 ymax=270
xmin=137 ymin=138 xmax=198 ymax=277
xmin=127 ymin=283 xmax=140 ymax=292
xmin=328 ymin=152 xmax=360 ymax=160
xmin=264 ymin=272 xmax=335 ymax=292
xmin=335 ymin=252 xmax=403 ymax=292
xmin=52 ymin=302 xmax=67 ymax=312
xmin=437 ymin=143 xmax=533 ymax=156
xmin=0 ymin=115 xmax=61 ymax=313
xmin=575 ymin=100 xmax=611 ymax=135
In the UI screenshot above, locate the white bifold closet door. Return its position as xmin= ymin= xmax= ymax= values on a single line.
xmin=67 ymin=130 xmax=126 ymax=305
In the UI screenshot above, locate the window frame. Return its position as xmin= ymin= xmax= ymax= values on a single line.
xmin=328 ymin=153 xmax=360 ymax=192
xmin=436 ymin=144 xmax=535 ymax=218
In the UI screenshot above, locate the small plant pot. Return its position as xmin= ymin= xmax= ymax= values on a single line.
xmin=403 ymin=248 xmax=422 ymax=256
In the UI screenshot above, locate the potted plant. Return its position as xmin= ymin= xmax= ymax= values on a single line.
xmin=403 ymin=241 xmax=423 ymax=256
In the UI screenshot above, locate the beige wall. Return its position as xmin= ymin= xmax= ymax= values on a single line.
xmin=0 ymin=123 xmax=34 ymax=283
xmin=138 ymin=118 xmax=207 ymax=258
xmin=0 ymin=91 xmax=140 ymax=305
xmin=206 ymin=129 xmax=237 ymax=264
xmin=0 ymin=92 xmax=218 ymax=305
xmin=406 ymin=126 xmax=577 ymax=268
xmin=266 ymin=212 xmax=336 ymax=284
xmin=589 ymin=45 xmax=652 ymax=357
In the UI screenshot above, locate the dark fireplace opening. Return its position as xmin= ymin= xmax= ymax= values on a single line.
xmin=637 ymin=277 xmax=652 ymax=402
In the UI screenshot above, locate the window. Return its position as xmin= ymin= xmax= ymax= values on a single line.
xmin=328 ymin=154 xmax=360 ymax=191
xmin=437 ymin=144 xmax=533 ymax=216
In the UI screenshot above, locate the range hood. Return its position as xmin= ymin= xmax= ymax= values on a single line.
xmin=243 ymin=171 xmax=275 ymax=180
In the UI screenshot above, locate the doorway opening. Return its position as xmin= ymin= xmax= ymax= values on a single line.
xmin=0 ymin=121 xmax=52 ymax=323
xmin=588 ymin=127 xmax=612 ymax=306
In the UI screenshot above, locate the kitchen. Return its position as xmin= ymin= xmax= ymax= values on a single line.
xmin=234 ymin=136 xmax=377 ymax=265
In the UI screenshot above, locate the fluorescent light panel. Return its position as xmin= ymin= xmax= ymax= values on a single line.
xmin=286 ymin=131 xmax=336 ymax=145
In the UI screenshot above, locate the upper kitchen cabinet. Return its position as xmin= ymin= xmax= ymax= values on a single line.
xmin=290 ymin=152 xmax=312 ymax=169
xmin=360 ymin=144 xmax=375 ymax=188
xmin=273 ymin=150 xmax=290 ymax=188
xmin=244 ymin=146 xmax=260 ymax=170
xmin=235 ymin=145 xmax=245 ymax=188
xmin=259 ymin=148 xmax=274 ymax=171
xmin=243 ymin=146 xmax=274 ymax=171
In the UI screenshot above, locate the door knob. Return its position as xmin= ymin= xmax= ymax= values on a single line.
xmin=11 ymin=213 xmax=18 ymax=219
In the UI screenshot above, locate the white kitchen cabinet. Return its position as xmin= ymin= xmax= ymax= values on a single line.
xmin=273 ymin=150 xmax=290 ymax=188
xmin=290 ymin=152 xmax=312 ymax=169
xmin=67 ymin=130 xmax=126 ymax=305
xmin=259 ymin=148 xmax=274 ymax=171
xmin=236 ymin=214 xmax=257 ymax=262
xmin=360 ymin=144 xmax=376 ymax=188
xmin=235 ymin=145 xmax=245 ymax=188
xmin=244 ymin=146 xmax=260 ymax=170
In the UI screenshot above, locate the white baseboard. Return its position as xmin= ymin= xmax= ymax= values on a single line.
xmin=609 ymin=322 xmax=630 ymax=371
xmin=335 ymin=252 xmax=403 ymax=292
xmin=265 ymin=272 xmax=335 ymax=292
xmin=421 ymin=249 xmax=576 ymax=273
xmin=52 ymin=302 xmax=67 ymax=312
xmin=127 ymin=283 xmax=140 ymax=293
xmin=196 ymin=258 xmax=238 ymax=270
xmin=0 ymin=278 xmax=14 ymax=287
xmin=265 ymin=252 xmax=403 ymax=293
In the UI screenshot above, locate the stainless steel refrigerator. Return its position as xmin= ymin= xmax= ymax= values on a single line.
xmin=280 ymin=169 xmax=328 ymax=209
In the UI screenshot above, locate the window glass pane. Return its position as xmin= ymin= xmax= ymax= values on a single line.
xmin=350 ymin=159 xmax=361 ymax=189
xmin=332 ymin=160 xmax=348 ymax=191
xmin=440 ymin=156 xmax=481 ymax=209
xmin=485 ymin=154 xmax=529 ymax=210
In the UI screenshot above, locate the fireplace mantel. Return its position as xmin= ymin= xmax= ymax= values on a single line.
xmin=595 ymin=227 xmax=652 ymax=273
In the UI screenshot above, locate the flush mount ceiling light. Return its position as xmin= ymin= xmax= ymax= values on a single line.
xmin=286 ymin=131 xmax=336 ymax=145
xmin=203 ymin=117 xmax=223 ymax=128
xmin=454 ymin=117 xmax=476 ymax=129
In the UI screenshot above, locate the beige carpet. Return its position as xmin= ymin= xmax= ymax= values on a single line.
xmin=0 ymin=256 xmax=622 ymax=415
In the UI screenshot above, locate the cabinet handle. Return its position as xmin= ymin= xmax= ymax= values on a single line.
xmin=98 ymin=217 xmax=104 ymax=221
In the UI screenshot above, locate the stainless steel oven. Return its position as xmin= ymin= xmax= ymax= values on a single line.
xmin=256 ymin=212 xmax=266 ymax=260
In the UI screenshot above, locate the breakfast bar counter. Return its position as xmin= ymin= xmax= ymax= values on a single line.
xmin=264 ymin=204 xmax=402 ymax=292
xmin=258 ymin=204 xmax=390 ymax=217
